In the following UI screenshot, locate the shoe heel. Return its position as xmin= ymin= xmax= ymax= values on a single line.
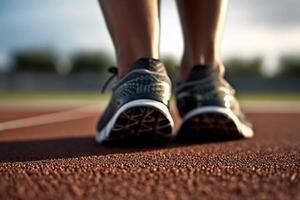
xmin=96 ymin=99 xmax=174 ymax=144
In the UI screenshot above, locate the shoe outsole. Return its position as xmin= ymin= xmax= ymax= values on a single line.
xmin=96 ymin=99 xmax=174 ymax=145
xmin=176 ymin=106 xmax=254 ymax=143
xmin=103 ymin=106 xmax=172 ymax=145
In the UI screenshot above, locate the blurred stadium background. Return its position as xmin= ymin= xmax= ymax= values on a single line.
xmin=0 ymin=0 xmax=299 ymax=104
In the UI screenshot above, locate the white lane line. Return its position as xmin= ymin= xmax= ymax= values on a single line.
xmin=0 ymin=103 xmax=299 ymax=132
xmin=0 ymin=104 xmax=101 ymax=132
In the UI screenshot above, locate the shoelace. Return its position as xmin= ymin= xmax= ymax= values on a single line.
xmin=101 ymin=66 xmax=118 ymax=93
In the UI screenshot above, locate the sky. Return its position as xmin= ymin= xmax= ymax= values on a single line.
xmin=0 ymin=0 xmax=300 ymax=74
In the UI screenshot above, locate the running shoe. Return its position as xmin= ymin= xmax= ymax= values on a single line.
xmin=96 ymin=58 xmax=174 ymax=144
xmin=175 ymin=65 xmax=254 ymax=142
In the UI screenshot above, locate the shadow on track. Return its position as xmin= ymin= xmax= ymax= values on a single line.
xmin=0 ymin=135 xmax=243 ymax=163
xmin=0 ymin=136 xmax=172 ymax=163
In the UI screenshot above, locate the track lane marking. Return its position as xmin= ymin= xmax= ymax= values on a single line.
xmin=0 ymin=104 xmax=101 ymax=132
xmin=0 ymin=104 xmax=300 ymax=132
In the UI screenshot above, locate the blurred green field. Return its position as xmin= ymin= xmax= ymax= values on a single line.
xmin=0 ymin=91 xmax=299 ymax=107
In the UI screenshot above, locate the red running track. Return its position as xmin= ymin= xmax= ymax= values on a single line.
xmin=0 ymin=106 xmax=299 ymax=200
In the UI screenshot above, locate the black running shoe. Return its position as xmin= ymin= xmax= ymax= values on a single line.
xmin=175 ymin=65 xmax=254 ymax=142
xmin=96 ymin=58 xmax=174 ymax=144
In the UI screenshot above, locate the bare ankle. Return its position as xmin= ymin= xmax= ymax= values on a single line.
xmin=179 ymin=55 xmax=224 ymax=81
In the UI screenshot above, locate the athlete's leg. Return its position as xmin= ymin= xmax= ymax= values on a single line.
xmin=176 ymin=0 xmax=228 ymax=81
xmin=99 ymin=0 xmax=160 ymax=78
xmin=175 ymin=0 xmax=253 ymax=141
xmin=96 ymin=0 xmax=173 ymax=144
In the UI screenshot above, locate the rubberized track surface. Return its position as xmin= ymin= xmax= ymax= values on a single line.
xmin=0 ymin=107 xmax=299 ymax=200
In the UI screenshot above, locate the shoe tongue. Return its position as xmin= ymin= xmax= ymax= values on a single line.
xmin=186 ymin=65 xmax=215 ymax=82
xmin=130 ymin=57 xmax=164 ymax=73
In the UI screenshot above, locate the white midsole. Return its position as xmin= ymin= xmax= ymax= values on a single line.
xmin=95 ymin=99 xmax=174 ymax=143
xmin=181 ymin=106 xmax=254 ymax=138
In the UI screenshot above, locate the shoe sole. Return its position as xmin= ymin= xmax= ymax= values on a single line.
xmin=177 ymin=106 xmax=254 ymax=142
xmin=96 ymin=99 xmax=174 ymax=145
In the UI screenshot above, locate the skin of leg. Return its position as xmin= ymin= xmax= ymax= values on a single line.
xmin=99 ymin=0 xmax=160 ymax=78
xmin=177 ymin=0 xmax=228 ymax=81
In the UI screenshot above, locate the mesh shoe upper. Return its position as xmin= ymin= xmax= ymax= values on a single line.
xmin=175 ymin=65 xmax=249 ymax=125
xmin=97 ymin=58 xmax=172 ymax=132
